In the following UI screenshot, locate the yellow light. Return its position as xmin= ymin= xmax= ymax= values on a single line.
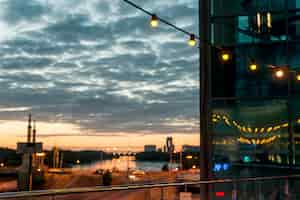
xmin=186 ymin=155 xmax=193 ymax=159
xmin=219 ymin=50 xmax=231 ymax=63
xmin=249 ymin=63 xmax=258 ymax=72
xmin=225 ymin=119 xmax=231 ymax=126
xmin=296 ymin=74 xmax=300 ymax=82
xmin=192 ymin=165 xmax=196 ymax=169
xmin=275 ymin=69 xmax=285 ymax=79
xmin=76 ymin=160 xmax=80 ymax=164
xmin=248 ymin=59 xmax=258 ymax=72
xmin=0 ymin=163 xmax=4 ymax=167
xmin=242 ymin=126 xmax=247 ymax=132
xmin=298 ymin=119 xmax=300 ymax=124
xmin=267 ymin=127 xmax=273 ymax=133
xmin=273 ymin=125 xmax=281 ymax=131
xmin=282 ymin=123 xmax=289 ymax=128
xmin=188 ymin=34 xmax=196 ymax=47
xmin=150 ymin=14 xmax=158 ymax=28
xmin=129 ymin=175 xmax=136 ymax=179
xmin=222 ymin=53 xmax=230 ymax=62
xmin=37 ymin=168 xmax=41 ymax=172
xmin=267 ymin=12 xmax=272 ymax=28
xmin=36 ymin=152 xmax=45 ymax=157
xmin=257 ymin=12 xmax=261 ymax=31
xmin=247 ymin=127 xmax=252 ymax=133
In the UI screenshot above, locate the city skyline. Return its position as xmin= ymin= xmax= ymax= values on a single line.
xmin=0 ymin=0 xmax=199 ymax=149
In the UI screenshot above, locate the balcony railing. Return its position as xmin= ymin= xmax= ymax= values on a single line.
xmin=0 ymin=175 xmax=300 ymax=199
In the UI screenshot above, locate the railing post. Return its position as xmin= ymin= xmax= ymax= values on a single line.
xmin=160 ymin=187 xmax=164 ymax=200
xmin=257 ymin=180 xmax=262 ymax=200
xmin=232 ymin=182 xmax=237 ymax=200
xmin=284 ymin=178 xmax=290 ymax=199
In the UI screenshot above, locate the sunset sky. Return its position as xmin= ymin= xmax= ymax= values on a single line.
xmin=0 ymin=0 xmax=199 ymax=151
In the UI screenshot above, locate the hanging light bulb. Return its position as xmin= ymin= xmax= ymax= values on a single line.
xmin=274 ymin=68 xmax=285 ymax=79
xmin=188 ymin=34 xmax=196 ymax=46
xmin=296 ymin=73 xmax=300 ymax=82
xmin=150 ymin=14 xmax=158 ymax=28
xmin=221 ymin=53 xmax=230 ymax=62
xmin=219 ymin=50 xmax=231 ymax=63
xmin=248 ymin=59 xmax=258 ymax=72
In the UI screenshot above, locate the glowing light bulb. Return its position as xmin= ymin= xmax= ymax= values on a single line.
xmin=296 ymin=74 xmax=300 ymax=81
xmin=188 ymin=34 xmax=196 ymax=46
xmin=219 ymin=50 xmax=231 ymax=63
xmin=275 ymin=69 xmax=284 ymax=79
xmin=248 ymin=59 xmax=258 ymax=72
xmin=249 ymin=63 xmax=257 ymax=71
xmin=222 ymin=53 xmax=230 ymax=62
xmin=150 ymin=15 xmax=158 ymax=27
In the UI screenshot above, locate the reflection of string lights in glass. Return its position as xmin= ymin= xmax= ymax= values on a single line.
xmin=238 ymin=136 xmax=278 ymax=145
xmin=212 ymin=113 xmax=300 ymax=136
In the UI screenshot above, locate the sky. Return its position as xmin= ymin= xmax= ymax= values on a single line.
xmin=0 ymin=0 xmax=199 ymax=151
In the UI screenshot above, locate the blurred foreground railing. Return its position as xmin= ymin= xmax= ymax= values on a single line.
xmin=1 ymin=175 xmax=300 ymax=199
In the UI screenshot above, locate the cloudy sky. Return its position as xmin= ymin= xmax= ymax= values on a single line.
xmin=0 ymin=0 xmax=199 ymax=150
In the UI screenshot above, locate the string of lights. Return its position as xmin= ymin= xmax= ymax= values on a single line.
xmin=121 ymin=0 xmax=300 ymax=77
xmin=122 ymin=0 xmax=199 ymax=46
xmin=122 ymin=0 xmax=300 ymax=146
xmin=238 ymin=135 xmax=278 ymax=145
xmin=212 ymin=113 xmax=300 ymax=135
xmin=212 ymin=113 xmax=284 ymax=144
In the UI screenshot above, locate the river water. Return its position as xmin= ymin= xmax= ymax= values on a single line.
xmin=73 ymin=156 xmax=178 ymax=172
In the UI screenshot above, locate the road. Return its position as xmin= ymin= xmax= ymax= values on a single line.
xmin=1 ymin=169 xmax=201 ymax=200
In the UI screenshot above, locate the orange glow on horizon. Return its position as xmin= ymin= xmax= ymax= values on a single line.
xmin=0 ymin=120 xmax=199 ymax=151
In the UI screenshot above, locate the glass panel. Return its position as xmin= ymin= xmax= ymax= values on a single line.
xmin=211 ymin=0 xmax=287 ymax=17
xmin=212 ymin=99 xmax=289 ymax=178
xmin=211 ymin=13 xmax=288 ymax=46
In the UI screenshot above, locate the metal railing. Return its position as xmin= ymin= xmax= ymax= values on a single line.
xmin=0 ymin=175 xmax=300 ymax=199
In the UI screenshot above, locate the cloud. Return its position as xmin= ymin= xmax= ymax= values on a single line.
xmin=0 ymin=0 xmax=200 ymax=140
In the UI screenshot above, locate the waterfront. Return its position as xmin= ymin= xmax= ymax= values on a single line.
xmin=0 ymin=156 xmax=182 ymax=193
xmin=72 ymin=156 xmax=179 ymax=172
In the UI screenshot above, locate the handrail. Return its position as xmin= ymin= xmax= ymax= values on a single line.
xmin=0 ymin=175 xmax=300 ymax=199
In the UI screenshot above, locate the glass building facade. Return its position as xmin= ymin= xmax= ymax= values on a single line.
xmin=210 ymin=0 xmax=300 ymax=178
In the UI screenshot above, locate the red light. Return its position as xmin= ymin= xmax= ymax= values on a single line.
xmin=215 ymin=191 xmax=225 ymax=197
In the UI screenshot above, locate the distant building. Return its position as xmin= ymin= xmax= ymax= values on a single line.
xmin=182 ymin=145 xmax=200 ymax=153
xmin=166 ymin=137 xmax=175 ymax=153
xmin=144 ymin=145 xmax=156 ymax=152
xmin=17 ymin=114 xmax=45 ymax=191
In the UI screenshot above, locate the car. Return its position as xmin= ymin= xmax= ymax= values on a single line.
xmin=94 ymin=169 xmax=104 ymax=175
xmin=131 ymin=169 xmax=145 ymax=176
